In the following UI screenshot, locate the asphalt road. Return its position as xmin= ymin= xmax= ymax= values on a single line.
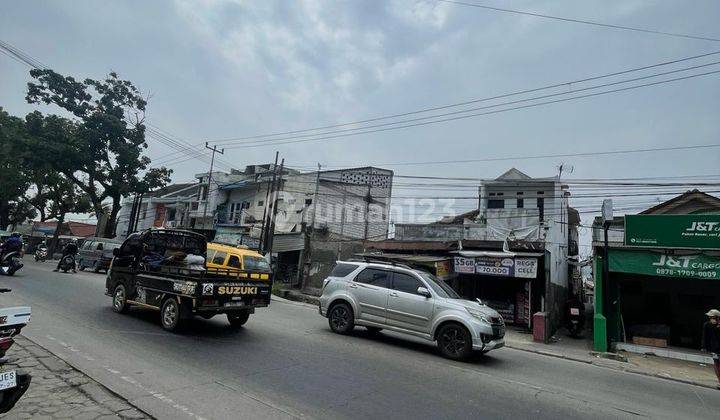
xmin=0 ymin=260 xmax=718 ymax=420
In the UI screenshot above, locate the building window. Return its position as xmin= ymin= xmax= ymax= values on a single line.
xmin=488 ymin=199 xmax=505 ymax=209
xmin=537 ymin=197 xmax=545 ymax=219
xmin=305 ymin=199 xmax=313 ymax=206
xmin=257 ymin=201 xmax=264 ymax=207
xmin=198 ymin=185 xmax=208 ymax=201
xmin=517 ymin=192 xmax=524 ymax=208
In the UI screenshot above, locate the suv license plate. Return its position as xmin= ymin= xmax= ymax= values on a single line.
xmin=224 ymin=301 xmax=245 ymax=307
xmin=0 ymin=371 xmax=16 ymax=390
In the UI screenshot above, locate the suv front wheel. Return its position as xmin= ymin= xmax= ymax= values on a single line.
xmin=437 ymin=323 xmax=473 ymax=360
xmin=328 ymin=302 xmax=354 ymax=334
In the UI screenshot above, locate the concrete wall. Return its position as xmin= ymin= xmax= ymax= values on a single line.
xmin=301 ymin=231 xmax=365 ymax=291
xmin=281 ymin=168 xmax=393 ymax=240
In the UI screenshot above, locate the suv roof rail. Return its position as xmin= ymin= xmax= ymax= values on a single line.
xmin=345 ymin=256 xmax=414 ymax=270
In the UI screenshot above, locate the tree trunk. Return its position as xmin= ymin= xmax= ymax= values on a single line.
xmin=49 ymin=212 xmax=65 ymax=257
xmin=103 ymin=197 xmax=121 ymax=238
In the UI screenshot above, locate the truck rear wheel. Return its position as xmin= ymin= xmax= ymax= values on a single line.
xmin=161 ymin=297 xmax=184 ymax=332
xmin=112 ymin=284 xmax=129 ymax=314
xmin=227 ymin=311 xmax=250 ymax=328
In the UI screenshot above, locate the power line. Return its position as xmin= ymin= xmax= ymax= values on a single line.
xmin=206 ymin=50 xmax=720 ymax=145
xmin=218 ymin=69 xmax=720 ymax=149
xmin=438 ymin=0 xmax=720 ymax=42
xmin=219 ymin=60 xmax=720 ymax=147
xmin=287 ymin=144 xmax=720 ymax=168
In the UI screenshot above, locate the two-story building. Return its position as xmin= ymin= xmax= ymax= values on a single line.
xmin=115 ymin=183 xmax=200 ymax=239
xmin=367 ymin=168 xmax=580 ymax=340
xmin=169 ymin=165 xmax=393 ymax=290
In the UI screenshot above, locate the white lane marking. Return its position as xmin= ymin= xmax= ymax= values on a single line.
xmin=47 ymin=334 xmax=206 ymax=420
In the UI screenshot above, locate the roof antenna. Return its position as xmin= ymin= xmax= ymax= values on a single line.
xmin=557 ymin=162 xmax=574 ymax=179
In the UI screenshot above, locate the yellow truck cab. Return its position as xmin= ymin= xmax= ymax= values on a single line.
xmin=206 ymin=242 xmax=271 ymax=281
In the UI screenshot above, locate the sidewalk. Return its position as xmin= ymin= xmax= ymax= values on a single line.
xmin=275 ymin=291 xmax=720 ymax=390
xmin=505 ymin=328 xmax=719 ymax=390
xmin=1 ymin=336 xmax=149 ymax=420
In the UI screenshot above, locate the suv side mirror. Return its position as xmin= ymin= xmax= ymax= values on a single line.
xmin=417 ymin=286 xmax=431 ymax=298
xmin=112 ymin=248 xmax=120 ymax=257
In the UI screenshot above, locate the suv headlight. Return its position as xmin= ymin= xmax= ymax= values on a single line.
xmin=466 ymin=308 xmax=490 ymax=324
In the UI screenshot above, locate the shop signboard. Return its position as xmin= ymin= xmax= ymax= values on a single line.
xmin=454 ymin=257 xmax=476 ymax=273
xmin=609 ymin=249 xmax=720 ymax=280
xmin=435 ymin=260 xmax=452 ymax=279
xmin=455 ymin=256 xmax=539 ymax=278
xmin=624 ymin=215 xmax=720 ymax=250
xmin=475 ymin=257 xmax=515 ymax=277
xmin=515 ymin=258 xmax=538 ymax=278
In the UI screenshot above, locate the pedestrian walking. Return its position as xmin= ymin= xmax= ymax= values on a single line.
xmin=701 ymin=308 xmax=720 ymax=388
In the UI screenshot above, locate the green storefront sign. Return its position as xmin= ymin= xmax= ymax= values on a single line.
xmin=624 ymin=214 xmax=720 ymax=249
xmin=609 ymin=249 xmax=720 ymax=280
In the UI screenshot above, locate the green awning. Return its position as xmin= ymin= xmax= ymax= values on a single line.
xmin=609 ymin=249 xmax=720 ymax=280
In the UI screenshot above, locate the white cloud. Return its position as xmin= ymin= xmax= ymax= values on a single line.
xmin=172 ymin=0 xmax=440 ymax=114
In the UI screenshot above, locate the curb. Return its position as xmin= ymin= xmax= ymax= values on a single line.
xmin=504 ymin=341 xmax=718 ymax=391
xmin=273 ymin=290 xmax=719 ymax=391
xmin=19 ymin=334 xmax=156 ymax=419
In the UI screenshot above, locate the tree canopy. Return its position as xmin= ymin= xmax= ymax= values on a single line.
xmin=24 ymin=70 xmax=171 ymax=237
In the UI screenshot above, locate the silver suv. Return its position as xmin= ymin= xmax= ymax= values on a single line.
xmin=319 ymin=261 xmax=505 ymax=360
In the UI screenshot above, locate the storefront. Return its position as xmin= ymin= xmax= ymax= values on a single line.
xmin=594 ymin=213 xmax=720 ymax=352
xmin=453 ymin=251 xmax=544 ymax=329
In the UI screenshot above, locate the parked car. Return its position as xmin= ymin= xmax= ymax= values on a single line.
xmin=319 ymin=260 xmax=505 ymax=360
xmin=77 ymin=237 xmax=122 ymax=273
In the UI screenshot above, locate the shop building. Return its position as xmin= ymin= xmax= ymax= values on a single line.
xmin=115 ymin=183 xmax=200 ymax=239
xmin=592 ymin=190 xmax=720 ymax=357
xmin=367 ymin=168 xmax=580 ymax=339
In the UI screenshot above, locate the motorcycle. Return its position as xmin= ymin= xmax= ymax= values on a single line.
xmin=58 ymin=255 xmax=76 ymax=273
xmin=0 ymin=288 xmax=32 ymax=414
xmin=34 ymin=248 xmax=47 ymax=262
xmin=566 ymin=299 xmax=586 ymax=338
xmin=0 ymin=253 xmax=23 ymax=276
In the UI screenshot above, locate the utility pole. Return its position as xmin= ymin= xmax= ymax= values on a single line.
xmin=126 ymin=194 xmax=140 ymax=237
xmin=266 ymin=159 xmax=285 ymax=255
xmin=310 ymin=163 xmax=321 ymax=228
xmin=259 ymin=152 xmax=279 ymax=253
xmin=363 ymin=171 xmax=372 ymax=240
xmin=201 ymin=142 xmax=224 ymax=229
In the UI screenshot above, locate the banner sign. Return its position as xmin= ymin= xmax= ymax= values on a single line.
xmin=609 ymin=249 xmax=720 ymax=280
xmin=454 ymin=257 xmax=476 ymax=273
xmin=435 ymin=260 xmax=452 ymax=279
xmin=515 ymin=258 xmax=538 ymax=278
xmin=454 ymin=256 xmax=538 ymax=278
xmin=625 ymin=215 xmax=720 ymax=250
xmin=475 ymin=257 xmax=514 ymax=276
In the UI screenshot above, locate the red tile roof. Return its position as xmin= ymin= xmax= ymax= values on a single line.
xmin=66 ymin=221 xmax=96 ymax=237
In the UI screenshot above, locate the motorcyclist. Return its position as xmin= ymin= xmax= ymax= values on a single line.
xmin=0 ymin=233 xmax=23 ymax=262
xmin=53 ymin=239 xmax=79 ymax=273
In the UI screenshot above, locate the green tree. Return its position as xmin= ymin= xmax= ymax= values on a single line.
xmin=45 ymin=175 xmax=93 ymax=256
xmin=25 ymin=70 xmax=171 ymax=237
xmin=0 ymin=108 xmax=36 ymax=230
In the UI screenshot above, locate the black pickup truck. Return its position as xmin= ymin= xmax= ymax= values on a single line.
xmin=105 ymin=229 xmax=272 ymax=331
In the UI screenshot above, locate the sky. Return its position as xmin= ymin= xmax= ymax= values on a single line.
xmin=1 ymin=0 xmax=719 ymax=248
